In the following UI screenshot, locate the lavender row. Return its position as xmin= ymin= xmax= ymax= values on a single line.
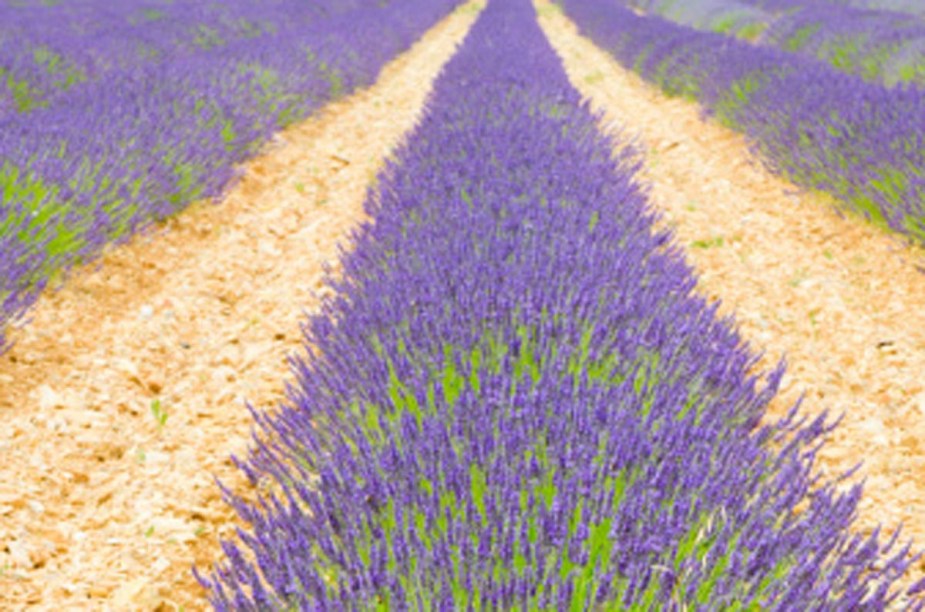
xmin=739 ymin=0 xmax=925 ymax=85
xmin=826 ymin=0 xmax=925 ymax=16
xmin=622 ymin=0 xmax=773 ymax=43
xmin=0 ymin=0 xmax=461 ymax=352
xmin=563 ymin=0 xmax=925 ymax=247
xmin=197 ymin=0 xmax=921 ymax=608
xmin=744 ymin=0 xmax=925 ymax=18
xmin=0 ymin=0 xmax=367 ymax=116
xmin=624 ymin=0 xmax=925 ymax=86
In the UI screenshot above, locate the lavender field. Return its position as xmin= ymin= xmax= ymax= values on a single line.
xmin=0 ymin=0 xmax=460 ymax=351
xmin=2 ymin=0 xmax=925 ymax=609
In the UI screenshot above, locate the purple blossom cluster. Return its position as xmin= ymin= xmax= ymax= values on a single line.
xmin=198 ymin=0 xmax=923 ymax=608
xmin=563 ymin=0 xmax=925 ymax=246
xmin=0 ymin=0 xmax=460 ymax=350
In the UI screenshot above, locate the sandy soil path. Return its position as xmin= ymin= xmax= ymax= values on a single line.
xmin=539 ymin=0 xmax=925 ymax=576
xmin=0 ymin=5 xmax=479 ymax=609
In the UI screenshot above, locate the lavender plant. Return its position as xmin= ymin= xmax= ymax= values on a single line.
xmin=198 ymin=0 xmax=923 ymax=608
xmin=0 ymin=0 xmax=461 ymax=350
xmin=563 ymin=0 xmax=925 ymax=247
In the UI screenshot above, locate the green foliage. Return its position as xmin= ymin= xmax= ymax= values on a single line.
xmin=897 ymin=60 xmax=925 ymax=85
xmin=690 ymin=236 xmax=725 ymax=249
xmin=142 ymin=8 xmax=165 ymax=22
xmin=735 ymin=21 xmax=768 ymax=42
xmin=711 ymin=14 xmax=741 ymax=36
xmin=306 ymin=49 xmax=347 ymax=100
xmin=713 ymin=71 xmax=770 ymax=128
xmin=1 ymin=68 xmax=46 ymax=112
xmin=0 ymin=44 xmax=85 ymax=113
xmin=0 ymin=162 xmax=91 ymax=273
xmin=632 ymin=42 xmax=656 ymax=74
xmin=782 ymin=23 xmax=822 ymax=52
xmin=822 ymin=35 xmax=867 ymax=73
xmin=150 ymin=398 xmax=168 ymax=428
xmin=193 ymin=24 xmax=226 ymax=50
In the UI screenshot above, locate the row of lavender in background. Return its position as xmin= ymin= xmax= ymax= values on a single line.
xmin=563 ymin=0 xmax=925 ymax=247
xmin=0 ymin=0 xmax=371 ymax=116
xmin=0 ymin=0 xmax=462 ymax=352
xmin=830 ymin=0 xmax=925 ymax=16
xmin=726 ymin=0 xmax=925 ymax=86
xmin=620 ymin=0 xmax=774 ymax=44
xmin=625 ymin=0 xmax=925 ymax=87
xmin=745 ymin=0 xmax=925 ymax=18
xmin=198 ymin=0 xmax=921 ymax=607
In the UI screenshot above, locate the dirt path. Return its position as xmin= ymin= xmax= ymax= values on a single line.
xmin=539 ymin=0 xmax=925 ymax=575
xmin=0 ymin=5 xmax=479 ymax=609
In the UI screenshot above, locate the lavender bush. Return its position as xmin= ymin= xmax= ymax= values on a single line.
xmin=198 ymin=0 xmax=923 ymax=608
xmin=563 ymin=0 xmax=925 ymax=247
xmin=0 ymin=0 xmax=461 ymax=351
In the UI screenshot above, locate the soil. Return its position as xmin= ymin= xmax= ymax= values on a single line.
xmin=0 ymin=4 xmax=479 ymax=609
xmin=539 ymin=0 xmax=925 ymax=588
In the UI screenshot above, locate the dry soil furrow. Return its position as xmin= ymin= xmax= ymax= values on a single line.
xmin=539 ymin=0 xmax=925 ymax=572
xmin=0 ymin=4 xmax=479 ymax=609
